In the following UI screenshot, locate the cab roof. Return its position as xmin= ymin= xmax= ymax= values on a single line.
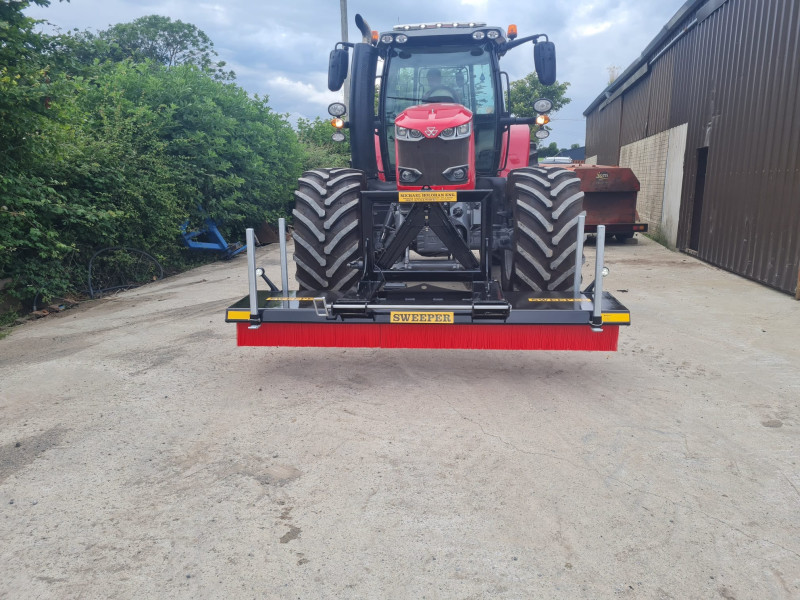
xmin=378 ymin=22 xmax=507 ymax=48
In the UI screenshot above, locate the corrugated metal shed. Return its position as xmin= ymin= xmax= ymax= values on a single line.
xmin=585 ymin=97 xmax=622 ymax=165
xmin=583 ymin=0 xmax=800 ymax=294
xmin=619 ymin=79 xmax=649 ymax=147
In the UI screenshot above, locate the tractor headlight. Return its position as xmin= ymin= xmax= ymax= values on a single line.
xmin=472 ymin=31 xmax=485 ymax=40
xmin=436 ymin=123 xmax=470 ymax=140
xmin=533 ymin=98 xmax=553 ymax=113
xmin=381 ymin=34 xmax=394 ymax=44
xmin=442 ymin=165 xmax=469 ymax=182
xmin=328 ymin=102 xmax=347 ymax=117
xmin=396 ymin=34 xmax=408 ymax=43
xmin=397 ymin=125 xmax=424 ymax=141
xmin=486 ymin=30 xmax=500 ymax=39
xmin=398 ymin=167 xmax=422 ymax=183
xmin=535 ymin=128 xmax=550 ymax=139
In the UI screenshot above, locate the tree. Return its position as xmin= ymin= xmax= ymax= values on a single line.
xmin=296 ymin=117 xmax=350 ymax=171
xmin=1 ymin=0 xmax=120 ymax=301
xmin=100 ymin=62 xmax=302 ymax=229
xmin=96 ymin=15 xmax=234 ymax=80
xmin=538 ymin=142 xmax=560 ymax=158
xmin=1 ymin=5 xmax=304 ymax=306
xmin=0 ymin=0 xmax=55 ymax=171
xmin=508 ymin=72 xmax=570 ymax=143
xmin=508 ymin=72 xmax=570 ymax=118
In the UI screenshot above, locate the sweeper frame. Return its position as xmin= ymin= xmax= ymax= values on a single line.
xmin=225 ymin=203 xmax=631 ymax=351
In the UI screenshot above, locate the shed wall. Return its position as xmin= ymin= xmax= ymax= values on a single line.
xmin=584 ymin=0 xmax=800 ymax=293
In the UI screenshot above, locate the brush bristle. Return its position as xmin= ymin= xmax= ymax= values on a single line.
xmin=237 ymin=322 xmax=618 ymax=351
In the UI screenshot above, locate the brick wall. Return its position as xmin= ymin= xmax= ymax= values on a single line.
xmin=619 ymin=124 xmax=688 ymax=245
xmin=619 ymin=131 xmax=670 ymax=230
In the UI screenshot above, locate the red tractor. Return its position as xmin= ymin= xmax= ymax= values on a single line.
xmin=226 ymin=16 xmax=631 ymax=351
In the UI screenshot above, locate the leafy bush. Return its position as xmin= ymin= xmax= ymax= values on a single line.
xmin=297 ymin=117 xmax=351 ymax=171
xmin=1 ymin=4 xmax=355 ymax=309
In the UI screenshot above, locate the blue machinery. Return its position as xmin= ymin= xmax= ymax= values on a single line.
xmin=180 ymin=218 xmax=247 ymax=259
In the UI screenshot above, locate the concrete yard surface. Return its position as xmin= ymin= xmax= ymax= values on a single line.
xmin=1 ymin=236 xmax=798 ymax=599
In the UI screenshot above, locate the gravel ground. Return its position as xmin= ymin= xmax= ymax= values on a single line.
xmin=1 ymin=236 xmax=798 ymax=599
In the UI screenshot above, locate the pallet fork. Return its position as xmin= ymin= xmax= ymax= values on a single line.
xmin=226 ymin=195 xmax=630 ymax=351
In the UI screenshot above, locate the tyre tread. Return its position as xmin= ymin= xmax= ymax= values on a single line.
xmin=292 ymin=168 xmax=365 ymax=290
xmin=509 ymin=166 xmax=585 ymax=292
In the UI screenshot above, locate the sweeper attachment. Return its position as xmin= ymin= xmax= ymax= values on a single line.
xmin=225 ymin=17 xmax=632 ymax=350
xmin=225 ymin=213 xmax=629 ymax=350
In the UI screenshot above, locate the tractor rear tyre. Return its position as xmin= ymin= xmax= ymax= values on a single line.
xmin=508 ymin=166 xmax=585 ymax=292
xmin=292 ymin=168 xmax=365 ymax=291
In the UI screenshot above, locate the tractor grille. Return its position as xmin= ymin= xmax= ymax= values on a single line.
xmin=396 ymin=137 xmax=469 ymax=187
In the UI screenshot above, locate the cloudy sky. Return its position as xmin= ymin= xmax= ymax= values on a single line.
xmin=28 ymin=0 xmax=688 ymax=148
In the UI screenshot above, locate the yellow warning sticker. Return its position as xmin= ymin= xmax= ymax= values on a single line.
xmin=399 ymin=191 xmax=457 ymax=203
xmin=227 ymin=310 xmax=252 ymax=320
xmin=390 ymin=311 xmax=454 ymax=324
xmin=602 ymin=313 xmax=630 ymax=324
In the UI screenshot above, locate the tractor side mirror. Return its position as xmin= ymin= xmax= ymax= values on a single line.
xmin=328 ymin=47 xmax=349 ymax=91
xmin=534 ymin=41 xmax=557 ymax=86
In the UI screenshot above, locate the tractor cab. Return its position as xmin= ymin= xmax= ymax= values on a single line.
xmin=328 ymin=19 xmax=556 ymax=186
xmin=376 ymin=27 xmax=505 ymax=183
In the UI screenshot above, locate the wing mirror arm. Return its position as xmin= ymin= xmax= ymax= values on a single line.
xmin=500 ymin=33 xmax=547 ymax=53
xmin=500 ymin=116 xmax=538 ymax=126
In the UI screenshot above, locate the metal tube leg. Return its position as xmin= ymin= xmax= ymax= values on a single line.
xmin=279 ymin=218 xmax=289 ymax=294
xmin=573 ymin=213 xmax=586 ymax=298
xmin=593 ymin=225 xmax=605 ymax=325
xmin=246 ymin=228 xmax=258 ymax=317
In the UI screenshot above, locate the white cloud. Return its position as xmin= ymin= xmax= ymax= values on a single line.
xmin=572 ymin=21 xmax=613 ymax=38
xmin=266 ymin=76 xmax=340 ymax=106
xmin=574 ymin=1 xmax=601 ymax=18
xmin=198 ymin=4 xmax=232 ymax=27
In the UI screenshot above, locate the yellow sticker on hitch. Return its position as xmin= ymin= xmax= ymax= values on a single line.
xmin=227 ymin=310 xmax=252 ymax=321
xmin=399 ymin=191 xmax=457 ymax=203
xmin=390 ymin=311 xmax=454 ymax=324
xmin=602 ymin=312 xmax=630 ymax=324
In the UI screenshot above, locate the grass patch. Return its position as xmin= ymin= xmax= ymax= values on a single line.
xmin=0 ymin=310 xmax=20 ymax=340
xmin=645 ymin=226 xmax=671 ymax=249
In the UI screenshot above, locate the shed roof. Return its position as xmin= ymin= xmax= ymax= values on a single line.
xmin=583 ymin=0 xmax=726 ymax=116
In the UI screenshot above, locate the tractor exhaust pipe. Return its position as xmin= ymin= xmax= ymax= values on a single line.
xmin=355 ymin=14 xmax=372 ymax=42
